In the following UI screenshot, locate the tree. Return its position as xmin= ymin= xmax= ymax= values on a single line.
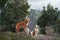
xmin=0 ymin=0 xmax=8 ymax=8
xmin=37 ymin=4 xmax=59 ymax=34
xmin=0 ymin=0 xmax=30 ymax=32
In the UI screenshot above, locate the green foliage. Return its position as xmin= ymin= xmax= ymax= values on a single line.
xmin=37 ymin=4 xmax=59 ymax=34
xmin=0 ymin=0 xmax=30 ymax=31
xmin=0 ymin=0 xmax=8 ymax=8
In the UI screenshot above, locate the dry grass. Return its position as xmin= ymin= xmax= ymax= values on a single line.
xmin=0 ymin=32 xmax=60 ymax=40
xmin=0 ymin=32 xmax=36 ymax=40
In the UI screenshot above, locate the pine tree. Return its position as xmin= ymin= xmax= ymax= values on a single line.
xmin=0 ymin=0 xmax=8 ymax=8
xmin=0 ymin=0 xmax=30 ymax=32
xmin=37 ymin=4 xmax=59 ymax=34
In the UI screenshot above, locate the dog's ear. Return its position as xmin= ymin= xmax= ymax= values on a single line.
xmin=26 ymin=16 xmax=28 ymax=19
xmin=24 ymin=15 xmax=30 ymax=22
xmin=25 ymin=15 xmax=30 ymax=19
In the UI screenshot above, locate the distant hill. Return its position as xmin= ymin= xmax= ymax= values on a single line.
xmin=28 ymin=9 xmax=42 ymax=31
xmin=58 ymin=11 xmax=60 ymax=19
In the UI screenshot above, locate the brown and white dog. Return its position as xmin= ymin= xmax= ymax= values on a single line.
xmin=30 ymin=25 xmax=39 ymax=37
xmin=16 ymin=18 xmax=30 ymax=32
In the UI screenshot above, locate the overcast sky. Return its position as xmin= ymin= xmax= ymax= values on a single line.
xmin=28 ymin=0 xmax=60 ymax=10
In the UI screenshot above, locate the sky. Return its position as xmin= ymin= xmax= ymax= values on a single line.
xmin=28 ymin=0 xmax=60 ymax=10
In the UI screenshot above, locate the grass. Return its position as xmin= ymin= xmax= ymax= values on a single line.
xmin=0 ymin=32 xmax=36 ymax=40
xmin=0 ymin=32 xmax=60 ymax=40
